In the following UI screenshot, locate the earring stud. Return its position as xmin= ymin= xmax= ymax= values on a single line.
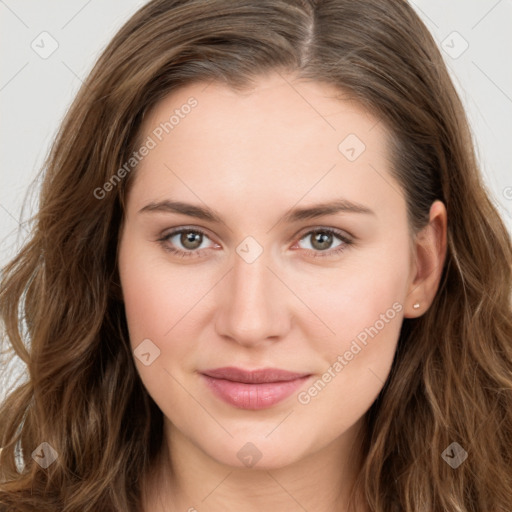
xmin=413 ymin=302 xmax=420 ymax=309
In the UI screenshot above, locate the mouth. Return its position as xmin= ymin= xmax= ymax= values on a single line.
xmin=200 ymin=366 xmax=312 ymax=410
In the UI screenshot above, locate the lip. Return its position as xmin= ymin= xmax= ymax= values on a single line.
xmin=200 ymin=366 xmax=311 ymax=410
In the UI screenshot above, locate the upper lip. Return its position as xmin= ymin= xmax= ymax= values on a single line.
xmin=201 ymin=367 xmax=310 ymax=384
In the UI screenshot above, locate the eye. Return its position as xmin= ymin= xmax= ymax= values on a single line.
xmin=157 ymin=226 xmax=353 ymax=259
xmin=293 ymin=228 xmax=352 ymax=258
xmin=158 ymin=227 xmax=218 ymax=258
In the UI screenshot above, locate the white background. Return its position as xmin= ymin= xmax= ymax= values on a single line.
xmin=1 ymin=0 xmax=511 ymax=398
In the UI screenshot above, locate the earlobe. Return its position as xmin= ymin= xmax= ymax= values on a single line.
xmin=404 ymin=200 xmax=447 ymax=318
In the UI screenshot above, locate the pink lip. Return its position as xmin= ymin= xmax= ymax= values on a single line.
xmin=200 ymin=367 xmax=311 ymax=410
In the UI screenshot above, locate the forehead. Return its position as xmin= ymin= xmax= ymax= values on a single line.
xmin=128 ymin=73 xmax=402 ymax=220
xmin=139 ymin=73 xmax=383 ymax=151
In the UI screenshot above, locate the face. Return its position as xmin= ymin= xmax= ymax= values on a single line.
xmin=118 ymin=72 xmax=415 ymax=469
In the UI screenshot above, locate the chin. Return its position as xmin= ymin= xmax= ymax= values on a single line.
xmin=200 ymin=433 xmax=315 ymax=470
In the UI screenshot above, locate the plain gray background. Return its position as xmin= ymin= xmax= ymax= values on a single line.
xmin=1 ymin=0 xmax=511 ymax=399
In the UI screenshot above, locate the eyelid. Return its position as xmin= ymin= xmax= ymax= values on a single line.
xmin=293 ymin=225 xmax=353 ymax=244
xmin=158 ymin=225 xmax=220 ymax=249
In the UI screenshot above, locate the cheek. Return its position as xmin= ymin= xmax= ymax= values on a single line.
xmin=302 ymin=271 xmax=403 ymax=389
xmin=118 ymin=238 xmax=203 ymax=414
xmin=299 ymin=308 xmax=401 ymax=444
xmin=298 ymin=248 xmax=408 ymax=428
xmin=296 ymin=235 xmax=409 ymax=347
xmin=120 ymin=264 xmax=171 ymax=344
xmin=119 ymin=235 xmax=206 ymax=345
xmin=294 ymin=241 xmax=408 ymax=425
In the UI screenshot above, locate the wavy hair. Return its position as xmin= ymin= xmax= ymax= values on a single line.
xmin=1 ymin=0 xmax=511 ymax=510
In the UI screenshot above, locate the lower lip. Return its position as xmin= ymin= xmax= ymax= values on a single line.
xmin=201 ymin=374 xmax=311 ymax=410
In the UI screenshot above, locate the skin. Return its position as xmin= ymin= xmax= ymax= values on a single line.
xmin=117 ymin=72 xmax=447 ymax=512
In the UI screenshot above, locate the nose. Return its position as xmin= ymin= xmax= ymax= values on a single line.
xmin=214 ymin=246 xmax=291 ymax=348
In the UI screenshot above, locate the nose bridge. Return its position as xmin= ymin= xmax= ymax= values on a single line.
xmin=215 ymin=240 xmax=288 ymax=345
xmin=233 ymin=248 xmax=271 ymax=307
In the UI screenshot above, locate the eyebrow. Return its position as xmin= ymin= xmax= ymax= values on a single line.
xmin=138 ymin=198 xmax=375 ymax=223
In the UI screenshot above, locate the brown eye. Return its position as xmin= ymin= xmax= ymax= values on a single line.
xmin=159 ymin=228 xmax=214 ymax=256
xmin=299 ymin=229 xmax=344 ymax=252
xmin=293 ymin=227 xmax=353 ymax=259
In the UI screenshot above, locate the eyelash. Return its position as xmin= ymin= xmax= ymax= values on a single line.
xmin=157 ymin=226 xmax=353 ymax=260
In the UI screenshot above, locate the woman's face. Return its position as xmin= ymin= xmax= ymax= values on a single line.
xmin=118 ymin=72 xmax=417 ymax=469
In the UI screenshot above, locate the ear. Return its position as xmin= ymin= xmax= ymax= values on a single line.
xmin=404 ymin=200 xmax=447 ymax=318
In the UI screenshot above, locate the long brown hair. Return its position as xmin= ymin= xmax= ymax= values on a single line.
xmin=1 ymin=1 xmax=511 ymax=510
